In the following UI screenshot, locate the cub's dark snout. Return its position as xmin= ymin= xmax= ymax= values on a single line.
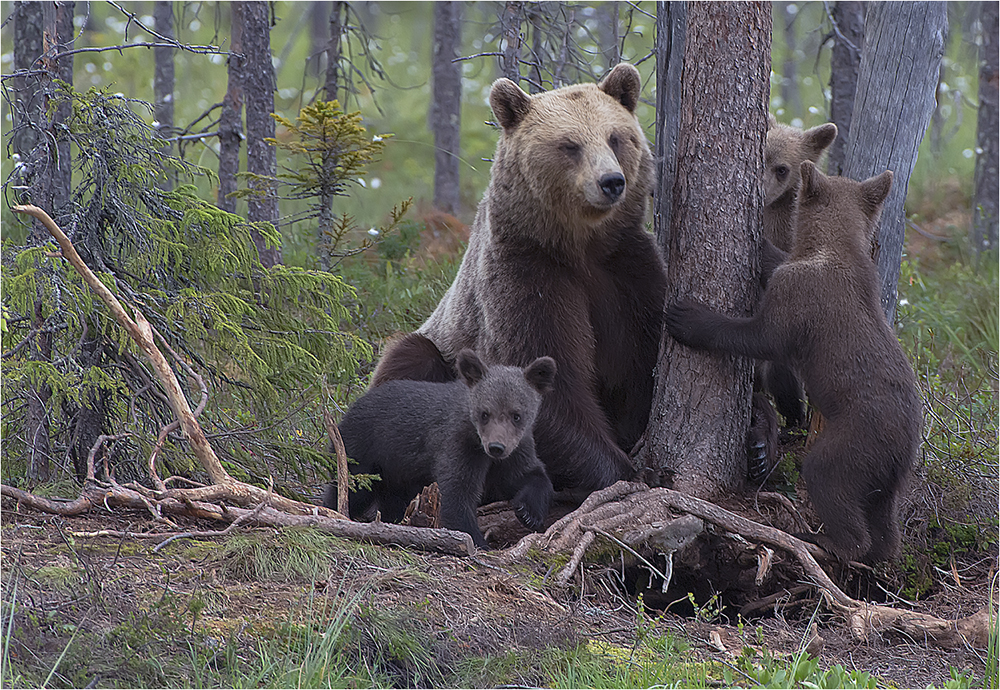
xmin=487 ymin=442 xmax=506 ymax=458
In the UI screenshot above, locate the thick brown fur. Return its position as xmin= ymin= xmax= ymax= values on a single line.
xmin=331 ymin=350 xmax=556 ymax=550
xmin=760 ymin=117 xmax=838 ymax=428
xmin=665 ymin=162 xmax=922 ymax=563
xmin=371 ymin=64 xmax=666 ymax=493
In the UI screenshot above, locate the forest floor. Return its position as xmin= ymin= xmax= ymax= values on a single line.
xmin=2 ymin=488 xmax=993 ymax=689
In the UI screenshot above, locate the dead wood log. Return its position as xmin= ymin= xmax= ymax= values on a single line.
xmin=506 ymin=481 xmax=992 ymax=650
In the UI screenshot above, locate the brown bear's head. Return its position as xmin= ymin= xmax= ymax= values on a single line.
xmin=764 ymin=117 xmax=838 ymax=208
xmin=456 ymin=349 xmax=555 ymax=460
xmin=792 ymin=161 xmax=893 ymax=259
xmin=488 ymin=64 xmax=653 ymax=241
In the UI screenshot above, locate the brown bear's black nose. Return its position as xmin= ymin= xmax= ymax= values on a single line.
xmin=487 ymin=442 xmax=506 ymax=458
xmin=599 ymin=173 xmax=626 ymax=201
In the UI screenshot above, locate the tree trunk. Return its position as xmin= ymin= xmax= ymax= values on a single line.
xmin=500 ymin=1 xmax=524 ymax=83
xmin=325 ymin=1 xmax=345 ymax=103
xmin=154 ymin=0 xmax=175 ymax=191
xmin=641 ymin=1 xmax=771 ymax=498
xmin=309 ymin=1 xmax=329 ymax=77
xmin=653 ymin=0 xmax=685 ymax=262
xmin=13 ymin=0 xmax=75 ymax=483
xmin=598 ymin=2 xmax=621 ymax=70
xmin=217 ymin=2 xmax=243 ymax=214
xmin=778 ymin=2 xmax=802 ymax=119
xmin=972 ymin=0 xmax=998 ymax=254
xmin=239 ymin=0 xmax=283 ymax=267
xmin=826 ymin=1 xmax=864 ymax=175
xmin=842 ymin=2 xmax=947 ymax=323
xmin=431 ymin=1 xmax=462 ymax=216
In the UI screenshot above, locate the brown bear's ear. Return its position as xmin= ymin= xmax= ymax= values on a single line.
xmin=803 ymin=123 xmax=838 ymax=160
xmin=490 ymin=78 xmax=532 ymax=130
xmin=799 ymin=160 xmax=825 ymax=201
xmin=599 ymin=63 xmax=641 ymax=113
xmin=456 ymin=349 xmax=487 ymax=386
xmin=767 ymin=113 xmax=778 ymax=130
xmin=523 ymin=356 xmax=557 ymax=394
xmin=860 ymin=170 xmax=893 ymax=215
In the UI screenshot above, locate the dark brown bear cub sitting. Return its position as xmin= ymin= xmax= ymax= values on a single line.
xmin=665 ymin=162 xmax=921 ymax=564
xmin=326 ymin=350 xmax=556 ymax=550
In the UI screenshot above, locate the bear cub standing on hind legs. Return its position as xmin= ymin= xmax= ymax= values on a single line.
xmin=325 ymin=350 xmax=556 ymax=550
xmin=755 ymin=116 xmax=840 ymax=436
xmin=665 ymin=162 xmax=921 ymax=564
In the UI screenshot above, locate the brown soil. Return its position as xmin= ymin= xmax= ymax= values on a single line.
xmin=2 ymin=488 xmax=993 ymax=689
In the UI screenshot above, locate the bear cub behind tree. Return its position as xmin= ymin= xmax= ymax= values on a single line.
xmin=665 ymin=162 xmax=921 ymax=563
xmin=327 ymin=350 xmax=556 ymax=549
xmin=757 ymin=116 xmax=839 ymax=432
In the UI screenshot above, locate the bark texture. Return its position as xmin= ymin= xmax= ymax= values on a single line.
xmin=826 ymin=1 xmax=864 ymax=175
xmin=841 ymin=2 xmax=947 ymax=323
xmin=240 ymin=0 xmax=283 ymax=267
xmin=642 ymin=1 xmax=771 ymax=498
xmin=431 ymin=1 xmax=462 ymax=215
xmin=972 ymin=0 xmax=999 ymax=253
xmin=154 ymin=0 xmax=175 ymax=191
xmin=217 ymin=3 xmax=243 ymax=214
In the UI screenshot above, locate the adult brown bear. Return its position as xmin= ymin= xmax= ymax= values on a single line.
xmin=372 ymin=64 xmax=666 ymax=493
xmin=665 ymin=163 xmax=921 ymax=563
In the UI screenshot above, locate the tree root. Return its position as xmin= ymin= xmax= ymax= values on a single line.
xmin=504 ymin=481 xmax=992 ymax=650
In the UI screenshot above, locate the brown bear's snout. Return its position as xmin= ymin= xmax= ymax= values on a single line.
xmin=599 ymin=172 xmax=626 ymax=202
xmin=487 ymin=442 xmax=506 ymax=458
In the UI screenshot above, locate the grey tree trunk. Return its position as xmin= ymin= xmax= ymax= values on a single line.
xmin=642 ymin=1 xmax=771 ymax=498
xmin=827 ymin=1 xmax=864 ymax=175
xmin=431 ymin=1 xmax=462 ymax=216
xmin=653 ymin=0 xmax=685 ymax=263
xmin=239 ymin=0 xmax=283 ymax=267
xmin=842 ymin=2 xmax=947 ymax=323
xmin=598 ymin=2 xmax=621 ymax=70
xmin=13 ymin=0 xmax=75 ymax=483
xmin=972 ymin=0 xmax=998 ymax=254
xmin=325 ymin=1 xmax=345 ymax=103
xmin=500 ymin=1 xmax=524 ymax=83
xmin=309 ymin=1 xmax=329 ymax=77
xmin=154 ymin=0 xmax=175 ymax=191
xmin=217 ymin=2 xmax=243 ymax=214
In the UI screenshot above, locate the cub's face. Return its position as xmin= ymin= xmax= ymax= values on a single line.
xmin=456 ymin=351 xmax=556 ymax=460
xmin=764 ymin=121 xmax=837 ymax=207
xmin=489 ymin=64 xmax=653 ymax=228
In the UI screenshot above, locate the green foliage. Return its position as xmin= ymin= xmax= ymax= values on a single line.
xmin=2 ymin=87 xmax=370 ymax=490
xmin=728 ymin=646 xmax=877 ymax=689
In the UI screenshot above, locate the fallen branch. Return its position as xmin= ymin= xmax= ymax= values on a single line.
xmin=323 ymin=411 xmax=350 ymax=516
xmin=3 ymin=480 xmax=475 ymax=557
xmin=507 ymin=481 xmax=992 ymax=650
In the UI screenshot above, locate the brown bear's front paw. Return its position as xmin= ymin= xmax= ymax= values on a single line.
xmin=664 ymin=299 xmax=716 ymax=350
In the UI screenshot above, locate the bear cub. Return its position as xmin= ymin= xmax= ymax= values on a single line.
xmin=665 ymin=162 xmax=921 ymax=563
xmin=327 ymin=350 xmax=556 ymax=550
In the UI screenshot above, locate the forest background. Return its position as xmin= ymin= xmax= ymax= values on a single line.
xmin=0 ymin=2 xmax=997 ymax=688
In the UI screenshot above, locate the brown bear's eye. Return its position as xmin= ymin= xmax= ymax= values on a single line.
xmin=480 ymin=411 xmax=490 ymax=424
xmin=558 ymin=141 xmax=581 ymax=157
xmin=775 ymin=165 xmax=789 ymax=180
xmin=609 ymin=133 xmax=621 ymax=152
xmin=511 ymin=412 xmax=521 ymax=424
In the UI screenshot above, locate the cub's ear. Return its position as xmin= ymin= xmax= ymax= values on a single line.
xmin=798 ymin=160 xmax=825 ymax=201
xmin=860 ymin=170 xmax=893 ymax=215
xmin=599 ymin=63 xmax=641 ymax=113
xmin=490 ymin=78 xmax=532 ymax=130
xmin=803 ymin=123 xmax=838 ymax=160
xmin=767 ymin=113 xmax=778 ymax=130
xmin=456 ymin=349 xmax=487 ymax=387
xmin=523 ymin=356 xmax=557 ymax=394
